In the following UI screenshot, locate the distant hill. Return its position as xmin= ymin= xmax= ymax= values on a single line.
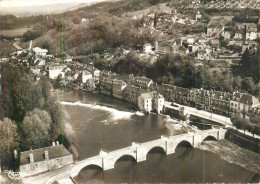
xmin=0 ymin=2 xmax=96 ymax=17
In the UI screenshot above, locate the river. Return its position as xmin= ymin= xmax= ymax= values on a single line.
xmin=54 ymin=90 xmax=255 ymax=183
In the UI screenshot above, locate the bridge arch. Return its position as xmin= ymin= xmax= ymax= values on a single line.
xmin=203 ymin=135 xmax=217 ymax=141
xmin=113 ymin=154 xmax=137 ymax=168
xmin=146 ymin=146 xmax=167 ymax=158
xmin=70 ymin=159 xmax=103 ymax=178
xmin=175 ymin=140 xmax=193 ymax=150
xmin=201 ymin=135 xmax=217 ymax=145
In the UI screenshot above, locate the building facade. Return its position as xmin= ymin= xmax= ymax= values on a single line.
xmin=19 ymin=143 xmax=73 ymax=177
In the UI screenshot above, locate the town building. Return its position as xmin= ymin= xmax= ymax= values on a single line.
xmin=48 ymin=64 xmax=64 ymax=79
xmin=112 ymin=79 xmax=127 ymax=100
xmin=138 ymin=92 xmax=153 ymax=113
xmin=143 ymin=43 xmax=153 ymax=54
xmin=138 ymin=92 xmax=165 ymax=113
xmin=153 ymin=93 xmax=165 ymax=114
xmin=32 ymin=47 xmax=48 ymax=57
xmin=239 ymin=94 xmax=260 ymax=116
xmin=123 ymin=85 xmax=142 ymax=105
xmin=19 ymin=143 xmax=73 ymax=177
xmin=129 ymin=76 xmax=153 ymax=91
xmin=82 ymin=70 xmax=92 ymax=83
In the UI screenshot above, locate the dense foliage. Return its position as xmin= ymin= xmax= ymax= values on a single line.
xmin=0 ymin=59 xmax=70 ymax=170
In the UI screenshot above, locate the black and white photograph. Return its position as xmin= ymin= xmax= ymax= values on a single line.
xmin=0 ymin=0 xmax=260 ymax=183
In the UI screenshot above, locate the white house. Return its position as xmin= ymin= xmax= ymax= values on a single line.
xmin=48 ymin=64 xmax=64 ymax=79
xmin=153 ymin=93 xmax=165 ymax=114
xmin=33 ymin=47 xmax=48 ymax=56
xmin=246 ymin=31 xmax=257 ymax=40
xmin=82 ymin=70 xmax=92 ymax=83
xmin=143 ymin=43 xmax=153 ymax=54
xmin=187 ymin=35 xmax=195 ymax=45
xmin=138 ymin=92 xmax=153 ymax=113
xmin=138 ymin=92 xmax=165 ymax=113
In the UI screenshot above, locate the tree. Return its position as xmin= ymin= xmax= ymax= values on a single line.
xmin=45 ymin=97 xmax=64 ymax=140
xmin=0 ymin=59 xmax=32 ymax=122
xmin=233 ymin=76 xmax=242 ymax=91
xmin=0 ymin=118 xmax=19 ymax=170
xmin=241 ymin=77 xmax=255 ymax=94
xmin=53 ymin=74 xmax=62 ymax=89
xmin=251 ymin=126 xmax=258 ymax=137
xmin=0 ymin=118 xmax=19 ymax=155
xmin=21 ymin=109 xmax=51 ymax=150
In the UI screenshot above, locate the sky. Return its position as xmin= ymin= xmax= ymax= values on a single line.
xmin=0 ymin=0 xmax=106 ymax=7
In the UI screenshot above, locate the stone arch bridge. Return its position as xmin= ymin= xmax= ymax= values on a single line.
xmin=47 ymin=128 xmax=227 ymax=184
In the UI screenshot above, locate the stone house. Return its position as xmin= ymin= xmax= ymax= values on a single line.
xmin=153 ymin=93 xmax=165 ymax=114
xmin=112 ymin=79 xmax=127 ymax=100
xmin=123 ymin=85 xmax=142 ymax=105
xmin=209 ymin=91 xmax=231 ymax=116
xmin=239 ymin=94 xmax=260 ymax=116
xmin=222 ymin=29 xmax=232 ymax=40
xmin=82 ymin=70 xmax=92 ymax=83
xmin=207 ymin=24 xmax=224 ymax=37
xmin=229 ymin=92 xmax=244 ymax=117
xmin=138 ymin=92 xmax=153 ymax=113
xmin=32 ymin=47 xmax=48 ymax=57
xmin=138 ymin=92 xmax=164 ymax=114
xmin=143 ymin=43 xmax=153 ymax=54
xmin=234 ymin=29 xmax=244 ymax=40
xmin=99 ymin=77 xmax=113 ymax=96
xmin=48 ymin=64 xmax=64 ymax=79
xmin=19 ymin=143 xmax=73 ymax=178
xmin=129 ymin=76 xmax=153 ymax=91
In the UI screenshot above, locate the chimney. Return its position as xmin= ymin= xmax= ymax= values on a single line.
xmin=56 ymin=141 xmax=59 ymax=146
xmin=45 ymin=150 xmax=49 ymax=161
xmin=52 ymin=142 xmax=55 ymax=146
xmin=29 ymin=153 xmax=34 ymax=163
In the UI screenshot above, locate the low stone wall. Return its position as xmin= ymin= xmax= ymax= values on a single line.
xmin=225 ymin=129 xmax=260 ymax=154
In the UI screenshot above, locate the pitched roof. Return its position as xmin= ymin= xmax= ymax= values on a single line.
xmin=20 ymin=145 xmax=72 ymax=166
xmin=239 ymin=94 xmax=259 ymax=105
xmin=140 ymin=92 xmax=153 ymax=99
xmin=135 ymin=76 xmax=153 ymax=83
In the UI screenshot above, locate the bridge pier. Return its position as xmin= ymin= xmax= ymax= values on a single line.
xmin=48 ymin=129 xmax=228 ymax=183
xmin=103 ymin=157 xmax=115 ymax=170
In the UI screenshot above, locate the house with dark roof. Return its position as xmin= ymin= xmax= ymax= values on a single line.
xmin=239 ymin=94 xmax=260 ymax=115
xmin=19 ymin=143 xmax=73 ymax=177
xmin=129 ymin=76 xmax=153 ymax=91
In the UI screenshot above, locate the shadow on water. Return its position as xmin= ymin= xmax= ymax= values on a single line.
xmin=174 ymin=141 xmax=193 ymax=159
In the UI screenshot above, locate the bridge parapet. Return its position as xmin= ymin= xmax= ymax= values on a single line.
xmin=51 ymin=128 xmax=228 ymax=182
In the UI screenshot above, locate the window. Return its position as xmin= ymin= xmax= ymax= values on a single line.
xmin=231 ymin=103 xmax=234 ymax=106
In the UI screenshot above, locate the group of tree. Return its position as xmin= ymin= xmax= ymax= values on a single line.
xmin=239 ymin=48 xmax=260 ymax=83
xmin=231 ymin=115 xmax=259 ymax=137
xmin=0 ymin=58 xmax=70 ymax=170
xmin=111 ymin=52 xmax=260 ymax=96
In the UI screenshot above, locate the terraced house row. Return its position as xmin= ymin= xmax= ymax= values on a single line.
xmin=157 ymin=84 xmax=260 ymax=118
xmin=84 ymin=69 xmax=259 ymax=118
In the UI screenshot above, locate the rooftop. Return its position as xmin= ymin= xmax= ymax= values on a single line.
xmin=20 ymin=145 xmax=72 ymax=166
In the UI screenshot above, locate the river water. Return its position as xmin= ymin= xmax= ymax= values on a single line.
xmin=55 ymin=90 xmax=254 ymax=183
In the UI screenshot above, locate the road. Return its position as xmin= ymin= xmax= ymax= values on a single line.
xmin=165 ymin=102 xmax=260 ymax=139
xmin=13 ymin=42 xmax=23 ymax=50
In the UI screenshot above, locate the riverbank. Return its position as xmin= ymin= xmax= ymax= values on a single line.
xmin=200 ymin=139 xmax=260 ymax=182
xmin=163 ymin=116 xmax=199 ymax=136
xmin=225 ymin=129 xmax=260 ymax=154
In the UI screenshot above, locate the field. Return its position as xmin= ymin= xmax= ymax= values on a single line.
xmin=0 ymin=27 xmax=31 ymax=37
